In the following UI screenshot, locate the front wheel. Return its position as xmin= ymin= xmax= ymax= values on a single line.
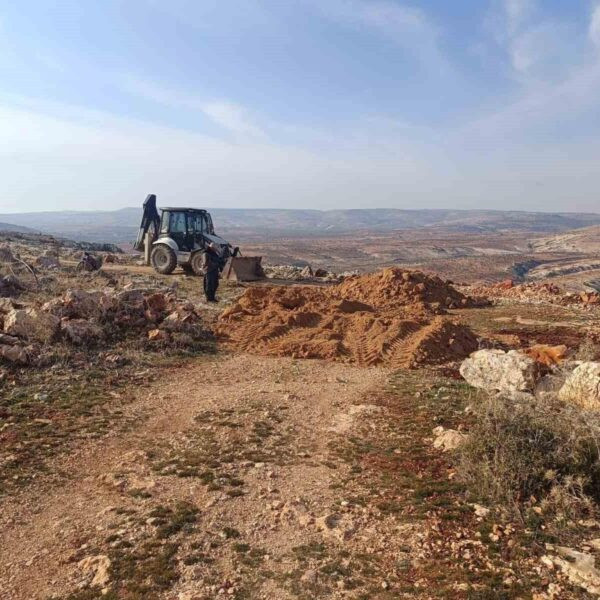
xmin=190 ymin=251 xmax=205 ymax=276
xmin=151 ymin=245 xmax=177 ymax=274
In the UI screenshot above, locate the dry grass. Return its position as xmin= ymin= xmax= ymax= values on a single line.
xmin=457 ymin=392 xmax=600 ymax=521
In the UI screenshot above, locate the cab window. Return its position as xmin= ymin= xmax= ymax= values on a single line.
xmin=160 ymin=211 xmax=171 ymax=234
xmin=189 ymin=213 xmax=207 ymax=233
xmin=205 ymin=213 xmax=215 ymax=234
xmin=169 ymin=212 xmax=187 ymax=233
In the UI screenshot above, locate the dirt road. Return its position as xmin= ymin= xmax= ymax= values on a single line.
xmin=0 ymin=354 xmax=392 ymax=599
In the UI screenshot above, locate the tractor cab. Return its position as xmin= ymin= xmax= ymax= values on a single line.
xmin=159 ymin=208 xmax=218 ymax=252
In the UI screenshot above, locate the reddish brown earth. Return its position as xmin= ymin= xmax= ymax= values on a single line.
xmin=217 ymin=268 xmax=481 ymax=368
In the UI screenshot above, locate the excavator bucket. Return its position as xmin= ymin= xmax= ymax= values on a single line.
xmin=223 ymin=256 xmax=264 ymax=282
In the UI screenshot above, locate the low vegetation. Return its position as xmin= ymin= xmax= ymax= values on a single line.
xmin=457 ymin=392 xmax=600 ymax=546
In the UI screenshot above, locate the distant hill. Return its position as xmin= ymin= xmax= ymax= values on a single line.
xmin=531 ymin=225 xmax=600 ymax=254
xmin=0 ymin=230 xmax=122 ymax=253
xmin=0 ymin=221 xmax=38 ymax=234
xmin=0 ymin=208 xmax=599 ymax=243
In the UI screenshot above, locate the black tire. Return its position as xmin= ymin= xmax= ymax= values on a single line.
xmin=190 ymin=251 xmax=205 ymax=276
xmin=151 ymin=245 xmax=177 ymax=274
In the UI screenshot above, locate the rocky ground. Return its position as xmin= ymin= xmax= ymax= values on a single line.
xmin=3 ymin=233 xmax=600 ymax=598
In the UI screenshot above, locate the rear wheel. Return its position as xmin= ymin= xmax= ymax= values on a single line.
xmin=151 ymin=245 xmax=177 ymax=274
xmin=190 ymin=251 xmax=205 ymax=276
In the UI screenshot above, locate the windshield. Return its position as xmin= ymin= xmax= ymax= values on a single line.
xmin=169 ymin=212 xmax=187 ymax=233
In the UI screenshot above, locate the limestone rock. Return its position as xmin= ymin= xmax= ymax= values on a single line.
xmin=116 ymin=289 xmax=145 ymax=308
xmin=35 ymin=251 xmax=60 ymax=270
xmin=535 ymin=373 xmax=564 ymax=398
xmin=588 ymin=539 xmax=600 ymax=551
xmin=496 ymin=390 xmax=535 ymax=402
xmin=300 ymin=265 xmax=313 ymax=278
xmin=432 ymin=426 xmax=467 ymax=452
xmin=61 ymin=319 xmax=103 ymax=345
xmin=4 ymin=308 xmax=60 ymax=343
xmin=44 ymin=289 xmax=105 ymax=319
xmin=63 ymin=289 xmax=106 ymax=318
xmin=0 ymin=333 xmax=20 ymax=345
xmin=78 ymin=554 xmax=111 ymax=587
xmin=0 ymin=344 xmax=28 ymax=364
xmin=559 ymin=362 xmax=600 ymax=410
xmin=0 ymin=275 xmax=25 ymax=297
xmin=0 ymin=298 xmax=19 ymax=312
xmin=148 ymin=328 xmax=169 ymax=342
xmin=460 ymin=349 xmax=539 ymax=392
xmin=0 ymin=244 xmax=15 ymax=263
xmin=301 ymin=569 xmax=319 ymax=584
xmin=264 ymin=265 xmax=310 ymax=281
xmin=470 ymin=503 xmax=491 ymax=518
xmin=545 ymin=545 xmax=600 ymax=596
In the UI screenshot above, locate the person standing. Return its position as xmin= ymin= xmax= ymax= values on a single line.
xmin=202 ymin=243 xmax=220 ymax=302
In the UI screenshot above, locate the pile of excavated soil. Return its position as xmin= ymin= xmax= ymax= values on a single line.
xmin=217 ymin=268 xmax=480 ymax=368
xmin=332 ymin=268 xmax=480 ymax=312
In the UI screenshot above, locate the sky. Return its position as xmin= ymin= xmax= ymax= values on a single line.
xmin=1 ymin=0 xmax=600 ymax=213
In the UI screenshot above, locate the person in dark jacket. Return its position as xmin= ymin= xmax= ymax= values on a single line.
xmin=202 ymin=243 xmax=220 ymax=302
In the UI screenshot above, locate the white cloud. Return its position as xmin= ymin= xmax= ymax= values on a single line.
xmin=590 ymin=4 xmax=600 ymax=48
xmin=508 ymin=21 xmax=576 ymax=79
xmin=461 ymin=59 xmax=600 ymax=141
xmin=485 ymin=0 xmax=536 ymax=44
xmin=0 ymin=96 xmax=431 ymax=212
xmin=504 ymin=0 xmax=536 ymax=35
xmin=486 ymin=1 xmax=584 ymax=83
xmin=306 ymin=0 xmax=450 ymax=75
xmin=121 ymin=79 xmax=203 ymax=111
xmin=199 ymin=102 xmax=265 ymax=138
xmin=122 ymin=79 xmax=266 ymax=140
xmin=509 ymin=25 xmax=544 ymax=72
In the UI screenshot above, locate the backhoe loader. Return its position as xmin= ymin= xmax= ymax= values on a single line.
xmin=134 ymin=194 xmax=264 ymax=281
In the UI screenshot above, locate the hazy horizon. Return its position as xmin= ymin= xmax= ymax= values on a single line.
xmin=2 ymin=206 xmax=600 ymax=217
xmin=2 ymin=1 xmax=600 ymax=213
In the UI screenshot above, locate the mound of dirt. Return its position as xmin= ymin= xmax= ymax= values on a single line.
xmin=217 ymin=268 xmax=480 ymax=368
xmin=333 ymin=268 xmax=480 ymax=312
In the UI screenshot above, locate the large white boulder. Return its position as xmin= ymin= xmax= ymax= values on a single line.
xmin=544 ymin=545 xmax=600 ymax=596
xmin=460 ymin=349 xmax=539 ymax=393
xmin=558 ymin=362 xmax=600 ymax=410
